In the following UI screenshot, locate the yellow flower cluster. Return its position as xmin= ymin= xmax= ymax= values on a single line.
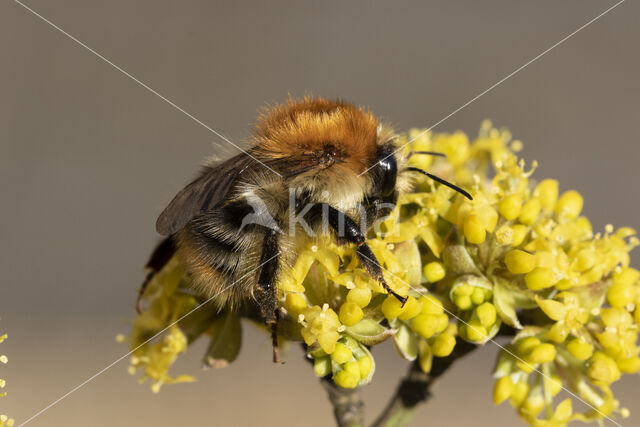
xmin=125 ymin=121 xmax=639 ymax=427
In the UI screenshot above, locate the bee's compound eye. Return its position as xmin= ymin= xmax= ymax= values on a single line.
xmin=376 ymin=150 xmax=397 ymax=197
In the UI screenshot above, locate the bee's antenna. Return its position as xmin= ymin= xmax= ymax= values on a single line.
xmin=405 ymin=167 xmax=473 ymax=200
xmin=409 ymin=151 xmax=447 ymax=158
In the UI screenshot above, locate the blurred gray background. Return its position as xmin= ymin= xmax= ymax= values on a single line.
xmin=1 ymin=0 xmax=639 ymax=426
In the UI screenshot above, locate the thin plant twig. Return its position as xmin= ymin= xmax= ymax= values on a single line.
xmin=371 ymin=340 xmax=476 ymax=427
xmin=320 ymin=376 xmax=366 ymax=427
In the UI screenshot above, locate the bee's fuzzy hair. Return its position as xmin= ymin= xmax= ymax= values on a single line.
xmin=254 ymin=96 xmax=380 ymax=174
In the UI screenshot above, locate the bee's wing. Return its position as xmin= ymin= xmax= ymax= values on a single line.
xmin=155 ymin=152 xmax=254 ymax=235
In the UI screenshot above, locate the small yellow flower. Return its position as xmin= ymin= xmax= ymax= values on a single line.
xmin=300 ymin=304 xmax=342 ymax=354
xmin=588 ymin=352 xmax=621 ymax=385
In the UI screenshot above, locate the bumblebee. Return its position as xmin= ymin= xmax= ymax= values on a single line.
xmin=138 ymin=97 xmax=470 ymax=362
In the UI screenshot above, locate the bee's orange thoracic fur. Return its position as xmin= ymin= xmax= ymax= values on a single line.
xmin=253 ymin=97 xmax=380 ymax=175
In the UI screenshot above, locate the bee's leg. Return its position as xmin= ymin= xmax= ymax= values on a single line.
xmin=255 ymin=228 xmax=282 ymax=363
xmin=325 ymin=205 xmax=407 ymax=305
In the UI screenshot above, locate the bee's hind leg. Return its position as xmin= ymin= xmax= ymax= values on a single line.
xmin=255 ymin=228 xmax=283 ymax=363
xmin=324 ymin=205 xmax=407 ymax=306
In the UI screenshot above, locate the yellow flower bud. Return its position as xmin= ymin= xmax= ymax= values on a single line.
xmin=343 ymin=360 xmax=360 ymax=377
xmin=423 ymin=261 xmax=446 ymax=282
xmin=476 ymin=302 xmax=497 ymax=327
xmin=314 ymin=356 xmax=331 ymax=377
xmin=596 ymin=331 xmax=620 ymax=353
xmin=358 ymin=356 xmax=373 ymax=378
xmin=339 ymin=302 xmax=364 ymax=326
xmin=574 ymin=216 xmax=593 ymax=237
xmin=566 ymin=338 xmax=593 ymax=360
xmin=617 ymin=357 xmax=640 ymax=374
xmin=518 ymin=198 xmax=541 ymax=225
xmin=454 ymin=283 xmax=473 ymax=296
xmin=499 ymin=194 xmax=523 ymax=220
xmin=432 ymin=333 xmax=456 ymax=357
xmin=464 ymin=320 xmax=487 ymax=342
xmin=536 ymin=298 xmax=567 ymax=321
xmin=477 ymin=204 xmax=499 ymax=232
xmin=554 ymin=278 xmax=572 ymax=290
xmin=454 ymin=294 xmax=472 ymax=310
xmin=419 ymin=341 xmax=433 ymax=373
xmin=419 ymin=295 xmax=444 ymax=315
xmin=331 ymin=342 xmax=353 ymax=364
xmin=534 ymin=179 xmax=559 ymax=211
xmin=398 ymin=296 xmax=423 ymax=321
xmin=600 ymin=307 xmax=629 ymax=328
xmin=612 ymin=267 xmax=640 ymax=287
xmin=513 ymin=357 xmax=533 ymax=374
xmin=556 ymin=190 xmax=583 ymax=221
xmin=588 ymin=352 xmax=621 ymax=384
xmin=511 ymin=224 xmax=528 ymax=246
xmin=527 ymin=343 xmax=556 ymax=364
xmin=463 ymin=212 xmax=486 ymax=244
xmin=284 ymin=293 xmax=307 ymax=317
xmin=534 ymin=251 xmax=555 ymax=269
xmin=346 ymin=287 xmax=372 ymax=308
xmin=435 ymin=313 xmax=450 ymax=334
xmin=521 ymin=393 xmax=545 ymax=416
xmin=517 ymin=337 xmax=541 ymax=355
xmin=493 ymin=376 xmax=515 ymax=405
xmin=333 ymin=370 xmax=359 ymax=389
xmin=412 ymin=314 xmax=439 ymax=339
xmin=525 ymin=267 xmax=554 ymax=290
xmin=381 ymin=295 xmax=406 ymax=319
xmin=574 ymin=248 xmax=596 ymax=272
xmin=471 ymin=287 xmax=486 ymax=305
xmin=607 ymin=282 xmax=636 ymax=309
xmin=547 ymin=375 xmax=564 ymax=397
xmin=504 ymin=249 xmax=535 ymax=274
xmin=509 ymin=381 xmax=530 ymax=407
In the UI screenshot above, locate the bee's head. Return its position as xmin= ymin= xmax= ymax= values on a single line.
xmin=253 ymin=97 xmax=407 ymax=210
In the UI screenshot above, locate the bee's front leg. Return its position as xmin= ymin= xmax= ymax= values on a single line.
xmin=324 ymin=205 xmax=407 ymax=306
xmin=255 ymin=228 xmax=282 ymax=363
